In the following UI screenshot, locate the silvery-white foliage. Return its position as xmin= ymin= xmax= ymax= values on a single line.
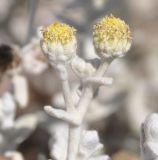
xmin=49 ymin=123 xmax=68 ymax=160
xmin=0 ymin=112 xmax=37 ymax=153
xmin=78 ymin=130 xmax=108 ymax=160
xmin=12 ymin=75 xmax=28 ymax=108
xmin=140 ymin=113 xmax=158 ymax=160
xmin=49 ymin=123 xmax=110 ymax=160
xmin=0 ymin=92 xmax=16 ymax=130
xmin=0 ymin=70 xmax=32 ymax=153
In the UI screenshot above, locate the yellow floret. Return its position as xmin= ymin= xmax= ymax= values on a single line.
xmin=42 ymin=22 xmax=76 ymax=45
xmin=93 ymin=14 xmax=131 ymax=46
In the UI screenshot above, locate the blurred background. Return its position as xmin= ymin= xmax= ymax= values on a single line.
xmin=0 ymin=0 xmax=158 ymax=160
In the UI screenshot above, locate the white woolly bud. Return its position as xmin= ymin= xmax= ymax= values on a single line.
xmin=71 ymin=56 xmax=96 ymax=78
xmin=38 ymin=22 xmax=77 ymax=64
xmin=93 ymin=15 xmax=132 ymax=59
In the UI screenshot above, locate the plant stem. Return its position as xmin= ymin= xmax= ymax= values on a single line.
xmin=56 ymin=59 xmax=113 ymax=160
xmin=57 ymin=64 xmax=75 ymax=112
xmin=58 ymin=67 xmax=81 ymax=160
xmin=67 ymin=126 xmax=82 ymax=160
xmin=77 ymin=59 xmax=113 ymax=121
xmin=67 ymin=59 xmax=112 ymax=160
xmin=62 ymin=79 xmax=75 ymax=112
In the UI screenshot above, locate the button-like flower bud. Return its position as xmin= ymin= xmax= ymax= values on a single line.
xmin=39 ymin=22 xmax=77 ymax=64
xmin=93 ymin=15 xmax=132 ymax=59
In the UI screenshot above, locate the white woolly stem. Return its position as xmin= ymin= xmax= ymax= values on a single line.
xmin=46 ymin=59 xmax=113 ymax=160
xmin=140 ymin=113 xmax=158 ymax=160
xmin=84 ymin=77 xmax=113 ymax=86
xmin=77 ymin=59 xmax=113 ymax=121
xmin=67 ymin=126 xmax=82 ymax=160
xmin=66 ymin=59 xmax=112 ymax=160
xmin=56 ymin=64 xmax=81 ymax=160
xmin=44 ymin=106 xmax=79 ymax=125
xmin=56 ymin=64 xmax=75 ymax=112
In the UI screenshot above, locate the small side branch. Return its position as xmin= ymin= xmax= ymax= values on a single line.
xmin=84 ymin=77 xmax=113 ymax=86
xmin=77 ymin=59 xmax=113 ymax=121
xmin=44 ymin=106 xmax=80 ymax=126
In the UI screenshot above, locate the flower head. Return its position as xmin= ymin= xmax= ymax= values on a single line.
xmin=39 ymin=22 xmax=77 ymax=64
xmin=42 ymin=22 xmax=76 ymax=45
xmin=93 ymin=15 xmax=132 ymax=59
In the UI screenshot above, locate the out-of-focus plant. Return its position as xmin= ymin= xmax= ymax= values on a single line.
xmin=140 ymin=113 xmax=158 ymax=160
xmin=0 ymin=44 xmax=37 ymax=153
xmin=39 ymin=14 xmax=132 ymax=160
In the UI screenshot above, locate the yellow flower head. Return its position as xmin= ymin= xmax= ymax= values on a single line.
xmin=41 ymin=22 xmax=76 ymax=45
xmin=93 ymin=15 xmax=132 ymax=58
xmin=39 ymin=22 xmax=77 ymax=64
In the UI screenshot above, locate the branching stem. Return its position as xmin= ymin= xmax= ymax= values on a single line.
xmin=45 ymin=58 xmax=113 ymax=160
